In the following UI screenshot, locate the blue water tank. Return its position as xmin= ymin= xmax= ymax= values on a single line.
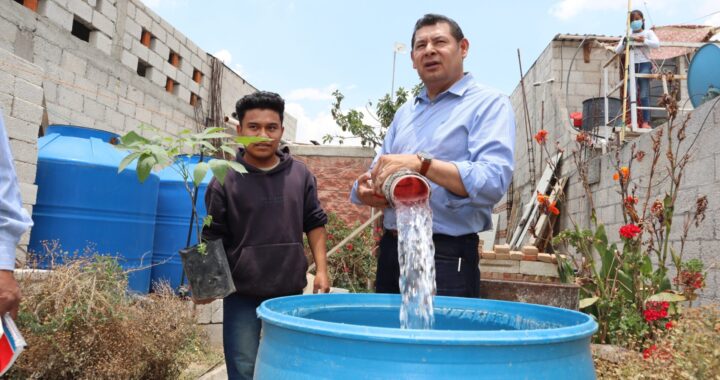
xmin=150 ymin=155 xmax=211 ymax=291
xmin=688 ymin=43 xmax=720 ymax=108
xmin=29 ymin=125 xmax=160 ymax=294
xmin=256 ymin=294 xmax=598 ymax=379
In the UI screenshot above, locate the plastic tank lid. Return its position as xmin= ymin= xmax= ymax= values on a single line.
xmin=46 ymin=125 xmax=120 ymax=144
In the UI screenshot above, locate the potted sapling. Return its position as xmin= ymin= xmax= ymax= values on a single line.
xmin=116 ymin=124 xmax=267 ymax=300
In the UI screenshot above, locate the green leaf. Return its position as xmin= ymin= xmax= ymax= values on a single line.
xmin=193 ymin=162 xmax=209 ymax=187
xmin=119 ymin=131 xmax=150 ymax=146
xmin=202 ymin=215 xmax=213 ymax=228
xmin=136 ymin=154 xmax=156 ymax=183
xmin=226 ymin=160 xmax=248 ymax=175
xmin=647 ymin=292 xmax=686 ymax=303
xmin=118 ymin=152 xmax=141 ymax=173
xmin=641 ymin=255 xmax=653 ymax=276
xmin=220 ymin=145 xmax=237 ymax=157
xmin=209 ymin=159 xmax=229 ymax=185
xmin=580 ymin=296 xmax=599 ymax=309
xmin=234 ymin=136 xmax=271 ymax=146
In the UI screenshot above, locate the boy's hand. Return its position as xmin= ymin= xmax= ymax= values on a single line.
xmin=313 ymin=271 xmax=330 ymax=294
xmin=0 ymin=270 xmax=20 ymax=319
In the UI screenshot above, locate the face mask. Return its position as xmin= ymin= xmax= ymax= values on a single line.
xmin=631 ymin=20 xmax=643 ymax=31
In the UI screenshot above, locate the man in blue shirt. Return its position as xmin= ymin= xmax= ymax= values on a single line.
xmin=350 ymin=14 xmax=515 ymax=297
xmin=0 ymin=109 xmax=34 ymax=318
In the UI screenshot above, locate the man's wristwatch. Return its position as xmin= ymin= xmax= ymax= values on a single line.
xmin=417 ymin=151 xmax=433 ymax=176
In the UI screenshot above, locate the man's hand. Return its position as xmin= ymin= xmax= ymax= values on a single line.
xmin=355 ymin=172 xmax=389 ymax=208
xmin=0 ymin=270 xmax=20 ymax=319
xmin=370 ymin=154 xmax=421 ymax=194
xmin=313 ymin=270 xmax=330 ymax=294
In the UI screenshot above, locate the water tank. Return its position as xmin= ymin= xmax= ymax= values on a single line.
xmin=688 ymin=43 xmax=720 ymax=108
xmin=29 ymin=125 xmax=159 ymax=294
xmin=582 ymin=97 xmax=622 ymax=131
xmin=150 ymin=155 xmax=211 ymax=291
xmin=256 ymin=294 xmax=598 ymax=379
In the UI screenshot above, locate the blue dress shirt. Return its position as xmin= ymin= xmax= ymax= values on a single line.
xmin=351 ymin=73 xmax=515 ymax=236
xmin=0 ymin=109 xmax=33 ymax=270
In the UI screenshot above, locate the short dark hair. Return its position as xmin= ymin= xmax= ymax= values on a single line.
xmin=235 ymin=91 xmax=285 ymax=125
xmin=411 ymin=14 xmax=465 ymax=49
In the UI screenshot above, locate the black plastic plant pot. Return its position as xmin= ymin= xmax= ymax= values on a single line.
xmin=179 ymin=238 xmax=236 ymax=300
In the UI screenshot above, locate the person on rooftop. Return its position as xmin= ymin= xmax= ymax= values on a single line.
xmin=615 ymin=9 xmax=660 ymax=129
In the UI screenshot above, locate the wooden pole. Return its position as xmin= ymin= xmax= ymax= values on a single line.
xmin=307 ymin=211 xmax=383 ymax=273
xmin=620 ymin=0 xmax=633 ymax=142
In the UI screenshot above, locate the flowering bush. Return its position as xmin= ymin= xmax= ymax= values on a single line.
xmin=552 ymin=91 xmax=711 ymax=350
xmin=304 ymin=212 xmax=377 ymax=292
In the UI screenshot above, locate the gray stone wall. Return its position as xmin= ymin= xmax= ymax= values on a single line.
xmin=502 ymin=36 xmax=720 ymax=303
xmin=0 ymin=47 xmax=44 ymax=265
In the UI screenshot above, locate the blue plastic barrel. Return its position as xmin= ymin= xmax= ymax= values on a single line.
xmin=29 ymin=125 xmax=159 ymax=293
xmin=150 ymin=155 xmax=211 ymax=290
xmin=688 ymin=43 xmax=720 ymax=107
xmin=256 ymin=294 xmax=598 ymax=379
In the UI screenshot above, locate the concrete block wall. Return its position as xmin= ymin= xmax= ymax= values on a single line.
xmin=290 ymin=145 xmax=375 ymax=226
xmin=0 ymin=47 xmax=44 ymax=266
xmin=502 ymin=36 xmax=720 ymax=302
xmin=1 ymin=0 xmax=295 ymax=141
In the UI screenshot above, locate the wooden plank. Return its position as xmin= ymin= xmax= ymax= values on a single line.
xmin=528 ymin=177 xmax=568 ymax=250
xmin=509 ymin=153 xmax=562 ymax=249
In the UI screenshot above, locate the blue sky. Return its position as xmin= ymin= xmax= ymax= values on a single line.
xmin=143 ymin=0 xmax=719 ymax=144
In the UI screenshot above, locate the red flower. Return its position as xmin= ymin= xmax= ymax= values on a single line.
xmin=635 ymin=151 xmax=646 ymax=162
xmin=534 ymin=130 xmax=548 ymax=144
xmin=575 ymin=132 xmax=591 ymax=145
xmin=624 ymin=195 xmax=638 ymax=206
xmin=346 ymin=243 xmax=354 ymax=251
xmin=644 ymin=301 xmax=671 ymax=323
xmin=548 ymin=201 xmax=560 ymax=216
xmin=328 ymin=234 xmax=335 ymax=241
xmin=643 ymin=345 xmax=658 ymax=359
xmin=665 ymin=321 xmax=674 ymax=330
xmin=619 ymin=223 xmax=642 ymax=239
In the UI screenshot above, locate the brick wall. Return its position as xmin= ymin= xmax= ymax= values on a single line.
xmin=290 ymin=145 xmax=376 ymax=226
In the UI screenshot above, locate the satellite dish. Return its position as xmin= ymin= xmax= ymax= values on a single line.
xmin=687 ymin=43 xmax=720 ymax=108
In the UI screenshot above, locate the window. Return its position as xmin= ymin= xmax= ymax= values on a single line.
xmin=190 ymin=93 xmax=200 ymax=107
xmin=166 ymin=78 xmax=179 ymax=95
xmin=140 ymin=29 xmax=153 ymax=48
xmin=168 ymin=51 xmax=181 ymax=68
xmin=192 ymin=69 xmax=203 ymax=84
xmin=71 ymin=18 xmax=92 ymax=42
xmin=136 ymin=59 xmax=150 ymax=77
xmin=15 ymin=0 xmax=38 ymax=12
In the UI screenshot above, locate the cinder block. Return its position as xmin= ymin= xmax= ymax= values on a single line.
xmin=134 ymin=9 xmax=152 ymax=29
xmin=4 ymin=116 xmax=39 ymax=144
xmin=61 ymin=51 xmax=87 ymax=76
xmin=210 ymin=299 xmax=223 ymax=323
xmin=8 ymin=139 xmax=37 ymax=165
xmin=68 ymin=0 xmax=92 ymax=22
xmin=83 ymin=98 xmax=106 ymax=121
xmin=148 ymin=51 xmax=164 ymax=72
xmin=89 ymin=31 xmax=112 ymax=55
xmin=131 ymin=39 xmax=149 ymax=62
xmin=195 ymin=303 xmax=211 ymax=324
xmin=120 ymin=49 xmax=138 ymax=70
xmin=494 ymin=244 xmax=510 ymax=254
xmin=495 ymin=253 xmax=510 ymax=260
xmin=124 ymin=18 xmax=141 ymax=41
xmin=153 ymin=41 xmax=170 ymax=63
xmin=480 ymin=259 xmax=520 ymax=274
xmin=15 ymin=161 xmax=37 ymax=184
xmin=166 ymin=36 xmax=180 ymax=53
xmin=11 ymin=98 xmax=43 ymax=124
xmin=38 ymin=0 xmax=74 ymax=31
xmin=18 ymin=182 xmax=37 ymax=205
xmin=190 ymin=53 xmax=202 ymax=69
xmin=538 ymin=253 xmax=554 ymax=263
xmin=177 ymin=86 xmax=190 ymax=103
xmin=105 ymin=108 xmax=124 ymax=128
xmin=150 ymin=20 xmax=166 ymax=42
xmin=520 ymin=261 xmax=559 ymax=277
xmin=87 ymin=0 xmax=97 ymax=8
xmin=97 ymin=0 xmax=117 ymax=20
xmin=117 ymin=98 xmax=136 ymax=116
xmin=509 ymin=251 xmax=523 ymax=261
xmin=57 ymin=86 xmax=84 ymax=112
xmin=13 ymin=78 xmax=43 ymax=105
xmin=146 ymin=66 xmax=165 ymax=86
xmin=522 ymin=246 xmax=539 ymax=256
xmin=163 ymin=61 xmax=177 ymax=78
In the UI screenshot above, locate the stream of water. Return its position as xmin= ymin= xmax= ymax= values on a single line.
xmin=396 ymin=201 xmax=436 ymax=329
